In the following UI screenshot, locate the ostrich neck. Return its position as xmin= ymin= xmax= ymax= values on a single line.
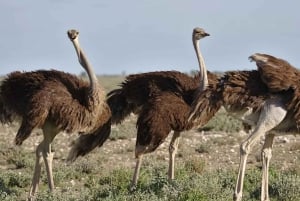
xmin=72 ymin=39 xmax=98 ymax=93
xmin=193 ymin=39 xmax=208 ymax=91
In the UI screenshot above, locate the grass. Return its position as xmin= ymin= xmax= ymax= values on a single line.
xmin=0 ymin=144 xmax=299 ymax=201
xmin=110 ymin=118 xmax=137 ymax=141
xmin=1 ymin=163 xmax=297 ymax=201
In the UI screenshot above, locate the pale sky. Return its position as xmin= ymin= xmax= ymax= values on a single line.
xmin=0 ymin=0 xmax=299 ymax=75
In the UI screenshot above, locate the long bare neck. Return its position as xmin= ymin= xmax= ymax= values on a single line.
xmin=71 ymin=38 xmax=98 ymax=93
xmin=193 ymin=37 xmax=208 ymax=91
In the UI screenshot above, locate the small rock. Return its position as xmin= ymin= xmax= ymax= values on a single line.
xmin=70 ymin=180 xmax=76 ymax=186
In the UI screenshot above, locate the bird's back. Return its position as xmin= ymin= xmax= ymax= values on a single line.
xmin=0 ymin=70 xmax=88 ymax=122
xmin=221 ymin=70 xmax=269 ymax=111
xmin=122 ymin=71 xmax=198 ymax=103
xmin=107 ymin=71 xmax=193 ymax=123
xmin=107 ymin=70 xmax=219 ymax=125
xmin=189 ymin=70 xmax=270 ymax=127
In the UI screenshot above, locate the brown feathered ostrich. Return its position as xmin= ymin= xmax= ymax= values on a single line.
xmin=188 ymin=53 xmax=300 ymax=201
xmin=107 ymin=27 xmax=218 ymax=188
xmin=0 ymin=29 xmax=111 ymax=199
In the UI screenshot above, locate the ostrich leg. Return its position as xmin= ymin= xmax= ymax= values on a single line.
xmin=131 ymin=154 xmax=143 ymax=189
xmin=234 ymin=98 xmax=287 ymax=201
xmin=42 ymin=122 xmax=58 ymax=192
xmin=28 ymin=143 xmax=44 ymax=200
xmin=15 ymin=120 xmax=41 ymax=200
xmin=261 ymin=133 xmax=275 ymax=201
xmin=234 ymin=127 xmax=265 ymax=201
xmin=168 ymin=131 xmax=181 ymax=180
xmin=28 ymin=121 xmax=58 ymax=200
xmin=42 ymin=141 xmax=55 ymax=192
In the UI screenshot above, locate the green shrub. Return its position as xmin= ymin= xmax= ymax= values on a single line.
xmin=0 ymin=157 xmax=300 ymax=200
xmin=195 ymin=144 xmax=211 ymax=154
xmin=5 ymin=149 xmax=33 ymax=169
xmin=199 ymin=109 xmax=243 ymax=133
xmin=269 ymin=171 xmax=300 ymax=201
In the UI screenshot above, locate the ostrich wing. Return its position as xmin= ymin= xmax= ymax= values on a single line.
xmin=250 ymin=53 xmax=299 ymax=92
xmin=250 ymin=53 xmax=300 ymax=127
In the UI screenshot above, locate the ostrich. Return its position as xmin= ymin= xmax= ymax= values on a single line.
xmin=0 ymin=29 xmax=111 ymax=199
xmin=188 ymin=53 xmax=300 ymax=201
xmin=107 ymin=27 xmax=219 ymax=188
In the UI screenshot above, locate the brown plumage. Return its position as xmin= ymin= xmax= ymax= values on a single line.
xmin=189 ymin=70 xmax=270 ymax=127
xmin=189 ymin=53 xmax=299 ymax=201
xmin=0 ymin=30 xmax=111 ymax=199
xmin=108 ymin=70 xmax=217 ymax=124
xmin=134 ymin=72 xmax=218 ymax=153
xmin=107 ymin=28 xmax=217 ymax=188
xmin=250 ymin=53 xmax=300 ymax=127
xmin=1 ymin=70 xmax=109 ymax=142
xmin=108 ymin=70 xmax=218 ymax=188
xmin=251 ymin=53 xmax=299 ymax=92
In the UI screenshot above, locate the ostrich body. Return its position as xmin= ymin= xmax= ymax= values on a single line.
xmin=189 ymin=53 xmax=299 ymax=201
xmin=0 ymin=30 xmax=111 ymax=199
xmin=108 ymin=70 xmax=217 ymax=124
xmin=107 ymin=28 xmax=217 ymax=187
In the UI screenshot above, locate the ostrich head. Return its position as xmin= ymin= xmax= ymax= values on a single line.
xmin=67 ymin=29 xmax=79 ymax=41
xmin=67 ymin=29 xmax=82 ymax=62
xmin=193 ymin=27 xmax=210 ymax=41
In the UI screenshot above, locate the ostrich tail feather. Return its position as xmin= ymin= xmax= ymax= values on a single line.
xmin=67 ymin=119 xmax=111 ymax=162
xmin=0 ymin=94 xmax=14 ymax=124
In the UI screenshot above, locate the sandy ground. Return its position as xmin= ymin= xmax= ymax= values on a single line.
xmin=1 ymin=115 xmax=300 ymax=175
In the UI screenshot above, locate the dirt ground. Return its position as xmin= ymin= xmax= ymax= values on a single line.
xmin=1 ymin=115 xmax=300 ymax=175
